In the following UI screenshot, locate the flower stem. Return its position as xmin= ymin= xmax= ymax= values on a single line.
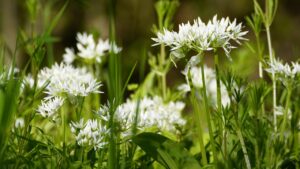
xmin=214 ymin=52 xmax=226 ymax=160
xmin=236 ymin=127 xmax=252 ymax=169
xmin=280 ymin=87 xmax=292 ymax=139
xmin=160 ymin=44 xmax=167 ymax=100
xmin=61 ymin=104 xmax=66 ymax=154
xmin=200 ymin=55 xmax=218 ymax=163
xmin=189 ymin=91 xmax=207 ymax=165
xmin=266 ymin=26 xmax=277 ymax=131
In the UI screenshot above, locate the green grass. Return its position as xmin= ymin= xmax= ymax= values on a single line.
xmin=0 ymin=0 xmax=300 ymax=168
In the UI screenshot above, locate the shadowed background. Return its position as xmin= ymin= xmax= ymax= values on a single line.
xmin=1 ymin=0 xmax=300 ymax=84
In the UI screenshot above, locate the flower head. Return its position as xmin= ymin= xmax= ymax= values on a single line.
xmin=114 ymin=96 xmax=186 ymax=137
xmin=152 ymin=15 xmax=247 ymax=59
xmin=70 ymin=118 xmax=108 ymax=150
xmin=37 ymin=97 xmax=64 ymax=120
xmin=39 ymin=63 xmax=102 ymax=97
xmin=265 ymin=59 xmax=300 ymax=87
xmin=62 ymin=32 xmax=122 ymax=64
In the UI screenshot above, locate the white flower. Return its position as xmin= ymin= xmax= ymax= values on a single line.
xmin=38 ymin=63 xmax=102 ymax=97
xmin=15 ymin=117 xmax=25 ymax=128
xmin=274 ymin=106 xmax=292 ymax=119
xmin=70 ymin=118 xmax=108 ymax=150
xmin=179 ymin=65 xmax=230 ymax=107
xmin=152 ymin=15 xmax=247 ymax=58
xmin=37 ymin=97 xmax=64 ymax=119
xmin=115 ymin=96 xmax=186 ymax=137
xmin=73 ymin=32 xmax=121 ymax=64
xmin=63 ymin=48 xmax=76 ymax=64
xmin=265 ymin=59 xmax=300 ymax=86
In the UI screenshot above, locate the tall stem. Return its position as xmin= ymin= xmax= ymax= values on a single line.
xmin=190 ymin=91 xmax=207 ymax=165
xmin=108 ymin=0 xmax=118 ymax=168
xmin=160 ymin=44 xmax=167 ymax=100
xmin=266 ymin=26 xmax=277 ymax=131
xmin=236 ymin=127 xmax=252 ymax=169
xmin=61 ymin=104 xmax=66 ymax=154
xmin=255 ymin=34 xmax=263 ymax=79
xmin=214 ymin=53 xmax=226 ymax=159
xmin=200 ymin=55 xmax=218 ymax=163
xmin=280 ymin=87 xmax=292 ymax=139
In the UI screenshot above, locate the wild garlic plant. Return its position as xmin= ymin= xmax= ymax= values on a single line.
xmin=1 ymin=0 xmax=300 ymax=168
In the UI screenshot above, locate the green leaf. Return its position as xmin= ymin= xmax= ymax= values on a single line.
xmin=132 ymin=132 xmax=201 ymax=169
xmin=45 ymin=1 xmax=68 ymax=36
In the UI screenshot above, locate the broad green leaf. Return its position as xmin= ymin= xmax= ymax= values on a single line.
xmin=132 ymin=132 xmax=201 ymax=169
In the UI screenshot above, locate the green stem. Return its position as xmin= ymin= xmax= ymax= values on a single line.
xmin=189 ymin=92 xmax=207 ymax=165
xmin=200 ymin=55 xmax=218 ymax=163
xmin=266 ymin=26 xmax=277 ymax=131
xmin=254 ymin=112 xmax=261 ymax=169
xmin=61 ymin=104 xmax=66 ymax=154
xmin=280 ymin=87 xmax=292 ymax=139
xmin=108 ymin=0 xmax=118 ymax=168
xmin=233 ymin=100 xmax=251 ymax=169
xmin=214 ymin=52 xmax=226 ymax=160
xmin=160 ymin=44 xmax=167 ymax=100
xmin=236 ymin=127 xmax=252 ymax=169
xmin=255 ymin=33 xmax=263 ymax=79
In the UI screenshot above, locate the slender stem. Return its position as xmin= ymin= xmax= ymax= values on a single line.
xmin=108 ymin=0 xmax=118 ymax=168
xmin=200 ymin=55 xmax=218 ymax=163
xmin=190 ymin=92 xmax=207 ymax=165
xmin=214 ymin=53 xmax=222 ymax=110
xmin=254 ymin=110 xmax=261 ymax=169
xmin=160 ymin=44 xmax=167 ymax=100
xmin=266 ymin=26 xmax=277 ymax=131
xmin=280 ymin=87 xmax=292 ymax=139
xmin=61 ymin=104 xmax=66 ymax=154
xmin=236 ymin=127 xmax=252 ymax=169
xmin=255 ymin=34 xmax=263 ymax=79
xmin=233 ymin=99 xmax=251 ymax=169
xmin=214 ymin=52 xmax=226 ymax=160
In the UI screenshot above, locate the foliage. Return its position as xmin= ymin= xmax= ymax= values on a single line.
xmin=0 ymin=0 xmax=300 ymax=168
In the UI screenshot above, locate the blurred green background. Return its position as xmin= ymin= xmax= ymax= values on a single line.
xmin=1 ymin=0 xmax=300 ymax=83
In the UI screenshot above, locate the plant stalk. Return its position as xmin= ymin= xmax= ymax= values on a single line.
xmin=214 ymin=52 xmax=226 ymax=160
xmin=280 ymin=87 xmax=292 ymax=139
xmin=200 ymin=55 xmax=218 ymax=163
xmin=236 ymin=127 xmax=252 ymax=169
xmin=189 ymin=92 xmax=207 ymax=165
xmin=160 ymin=44 xmax=167 ymax=100
xmin=266 ymin=26 xmax=277 ymax=131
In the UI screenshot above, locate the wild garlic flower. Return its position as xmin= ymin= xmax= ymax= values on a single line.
xmin=38 ymin=63 xmax=102 ymax=98
xmin=179 ymin=65 xmax=230 ymax=107
xmin=152 ymin=15 xmax=247 ymax=58
xmin=70 ymin=118 xmax=108 ymax=150
xmin=274 ymin=106 xmax=291 ymax=119
xmin=115 ymin=96 xmax=186 ymax=137
xmin=63 ymin=48 xmax=76 ymax=64
xmin=265 ymin=59 xmax=300 ymax=86
xmin=15 ymin=117 xmax=25 ymax=129
xmin=37 ymin=97 xmax=64 ymax=119
xmin=63 ymin=32 xmax=122 ymax=64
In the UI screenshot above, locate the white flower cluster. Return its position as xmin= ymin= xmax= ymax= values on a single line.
xmin=35 ymin=63 xmax=101 ymax=119
xmin=179 ymin=65 xmax=230 ymax=107
xmin=37 ymin=97 xmax=64 ymax=120
xmin=38 ymin=63 xmax=102 ymax=97
xmin=265 ymin=59 xmax=300 ymax=85
xmin=152 ymin=15 xmax=247 ymax=57
xmin=274 ymin=106 xmax=291 ymax=118
xmin=115 ymin=96 xmax=186 ymax=136
xmin=70 ymin=118 xmax=108 ymax=150
xmin=63 ymin=32 xmax=122 ymax=64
